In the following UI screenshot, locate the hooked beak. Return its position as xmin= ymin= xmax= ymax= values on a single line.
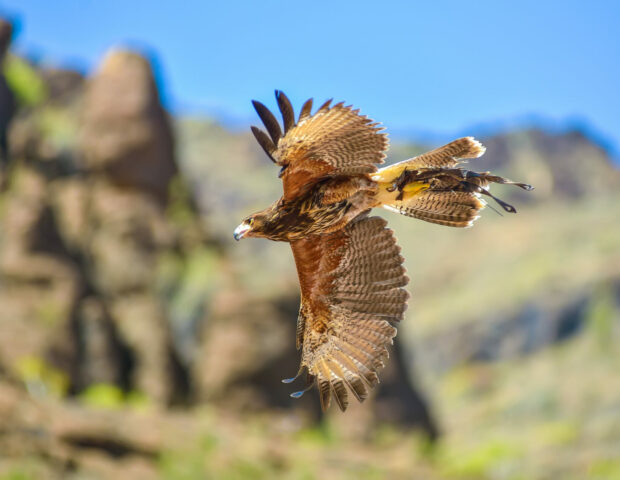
xmin=233 ymin=222 xmax=251 ymax=241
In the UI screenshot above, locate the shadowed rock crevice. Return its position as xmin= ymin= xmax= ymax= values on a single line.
xmin=0 ymin=18 xmax=16 ymax=173
xmin=375 ymin=338 xmax=439 ymax=440
xmin=58 ymin=433 xmax=159 ymax=460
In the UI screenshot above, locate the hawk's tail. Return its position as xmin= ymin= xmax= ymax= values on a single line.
xmin=382 ymin=190 xmax=487 ymax=228
xmin=372 ymin=138 xmax=533 ymax=228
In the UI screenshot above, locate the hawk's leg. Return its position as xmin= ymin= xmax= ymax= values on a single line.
xmin=459 ymin=180 xmax=518 ymax=213
xmin=467 ymin=171 xmax=533 ymax=191
xmin=290 ymin=373 xmax=316 ymax=399
xmin=386 ymin=170 xmax=432 ymax=201
xmin=453 ymin=170 xmax=533 ymax=213
xmin=385 ymin=170 xmax=410 ymax=194
xmin=282 ymin=364 xmax=304 ymax=384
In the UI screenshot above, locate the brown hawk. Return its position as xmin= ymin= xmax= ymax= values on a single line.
xmin=234 ymin=91 xmax=531 ymax=411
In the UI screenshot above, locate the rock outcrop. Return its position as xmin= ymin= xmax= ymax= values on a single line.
xmin=0 ymin=45 xmax=196 ymax=407
xmin=79 ymin=50 xmax=177 ymax=204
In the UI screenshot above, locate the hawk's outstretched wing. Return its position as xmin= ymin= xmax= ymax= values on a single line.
xmin=251 ymin=91 xmax=388 ymax=200
xmin=289 ymin=215 xmax=409 ymax=411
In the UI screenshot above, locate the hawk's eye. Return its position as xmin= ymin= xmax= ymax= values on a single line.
xmin=249 ymin=218 xmax=254 ymax=226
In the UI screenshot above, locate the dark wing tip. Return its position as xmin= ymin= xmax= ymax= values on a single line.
xmin=251 ymin=99 xmax=283 ymax=145
xmin=299 ymin=98 xmax=314 ymax=122
xmin=251 ymin=125 xmax=277 ymax=163
xmin=317 ymin=98 xmax=333 ymax=112
xmin=275 ymin=90 xmax=295 ymax=133
xmin=250 ymin=99 xmax=263 ymax=112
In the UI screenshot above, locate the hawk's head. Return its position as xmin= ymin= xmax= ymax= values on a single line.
xmin=233 ymin=210 xmax=272 ymax=240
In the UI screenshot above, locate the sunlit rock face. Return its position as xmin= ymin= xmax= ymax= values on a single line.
xmin=79 ymin=49 xmax=177 ymax=205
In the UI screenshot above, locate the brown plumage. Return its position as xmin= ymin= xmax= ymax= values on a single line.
xmin=234 ymin=91 xmax=532 ymax=411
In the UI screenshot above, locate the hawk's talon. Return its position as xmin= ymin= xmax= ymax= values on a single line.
xmin=282 ymin=366 xmax=304 ymax=384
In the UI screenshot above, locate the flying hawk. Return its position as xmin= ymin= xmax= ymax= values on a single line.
xmin=234 ymin=91 xmax=531 ymax=411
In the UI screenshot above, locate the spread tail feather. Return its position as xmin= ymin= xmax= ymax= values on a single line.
xmin=383 ymin=191 xmax=485 ymax=228
xmin=372 ymin=137 xmax=533 ymax=228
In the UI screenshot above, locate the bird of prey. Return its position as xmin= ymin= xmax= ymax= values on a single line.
xmin=234 ymin=91 xmax=531 ymax=412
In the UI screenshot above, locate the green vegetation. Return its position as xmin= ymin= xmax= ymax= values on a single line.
xmin=14 ymin=356 xmax=69 ymax=398
xmin=34 ymin=297 xmax=66 ymax=327
xmin=3 ymin=55 xmax=47 ymax=106
xmin=433 ymin=329 xmax=620 ymax=479
xmin=0 ymin=466 xmax=37 ymax=480
xmin=37 ymin=106 xmax=78 ymax=151
xmin=586 ymin=283 xmax=617 ymax=352
xmin=78 ymin=383 xmax=150 ymax=410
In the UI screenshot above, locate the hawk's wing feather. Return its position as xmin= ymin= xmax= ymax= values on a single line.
xmin=298 ymin=98 xmax=313 ymax=122
xmin=251 ymin=91 xmax=388 ymax=200
xmin=275 ymin=90 xmax=295 ymax=133
xmin=402 ymin=136 xmax=486 ymax=170
xmin=290 ymin=215 xmax=409 ymax=411
xmin=250 ymin=126 xmax=276 ymax=163
xmin=251 ymin=99 xmax=282 ymax=144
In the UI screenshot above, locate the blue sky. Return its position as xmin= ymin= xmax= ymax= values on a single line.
xmin=2 ymin=0 xmax=619 ymax=152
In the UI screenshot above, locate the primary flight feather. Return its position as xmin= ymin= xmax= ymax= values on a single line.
xmin=234 ymin=91 xmax=532 ymax=411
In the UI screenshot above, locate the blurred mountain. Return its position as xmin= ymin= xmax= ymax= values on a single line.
xmin=481 ymin=128 xmax=620 ymax=198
